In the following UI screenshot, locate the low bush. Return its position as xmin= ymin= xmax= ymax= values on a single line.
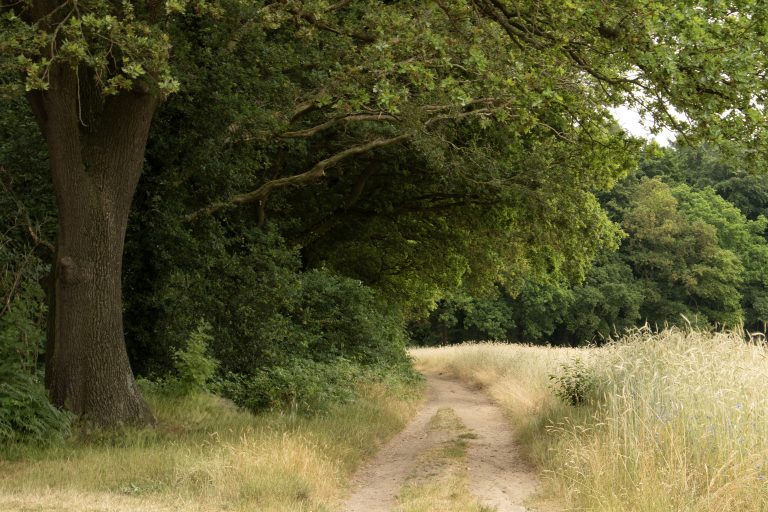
xmin=140 ymin=321 xmax=221 ymax=398
xmin=297 ymin=269 xmax=408 ymax=366
xmin=221 ymin=358 xmax=359 ymax=413
xmin=222 ymin=356 xmax=418 ymax=415
xmin=548 ymin=357 xmax=598 ymax=406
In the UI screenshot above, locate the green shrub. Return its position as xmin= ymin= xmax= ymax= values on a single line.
xmin=172 ymin=321 xmax=219 ymax=393
xmin=0 ymin=94 xmax=65 ymax=444
xmin=222 ymin=356 xmax=419 ymax=415
xmin=124 ymin=223 xmax=412 ymax=413
xmin=549 ymin=358 xmax=598 ymax=406
xmin=127 ymin=225 xmax=309 ymax=377
xmin=135 ymin=231 xmax=421 ymax=414
xmin=147 ymin=321 xmax=220 ymax=397
xmin=296 ymin=269 xmax=409 ymax=367
xmin=0 ymin=378 xmax=71 ymax=445
xmin=222 ymin=358 xmax=360 ymax=414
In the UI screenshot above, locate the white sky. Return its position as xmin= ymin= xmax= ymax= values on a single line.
xmin=611 ymin=105 xmax=676 ymax=146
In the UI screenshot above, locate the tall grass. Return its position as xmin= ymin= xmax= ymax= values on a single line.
xmin=412 ymin=329 xmax=768 ymax=511
xmin=0 ymin=377 xmax=422 ymax=512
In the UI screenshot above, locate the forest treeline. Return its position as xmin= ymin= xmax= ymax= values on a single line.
xmin=3 ymin=0 xmax=768 ymax=435
xmin=414 ymin=145 xmax=768 ymax=345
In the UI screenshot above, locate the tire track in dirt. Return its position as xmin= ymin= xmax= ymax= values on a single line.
xmin=342 ymin=373 xmax=539 ymax=512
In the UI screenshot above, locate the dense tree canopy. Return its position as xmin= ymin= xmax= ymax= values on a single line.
xmin=4 ymin=0 xmax=768 ymax=425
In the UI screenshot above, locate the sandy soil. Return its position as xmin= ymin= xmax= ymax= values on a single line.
xmin=342 ymin=373 xmax=540 ymax=512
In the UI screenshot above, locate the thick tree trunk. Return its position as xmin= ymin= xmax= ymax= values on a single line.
xmin=30 ymin=64 xmax=158 ymax=426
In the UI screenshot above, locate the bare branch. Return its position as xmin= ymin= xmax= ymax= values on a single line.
xmin=424 ymin=108 xmax=496 ymax=128
xmin=24 ymin=213 xmax=54 ymax=256
xmin=327 ymin=0 xmax=351 ymax=11
xmin=290 ymin=99 xmax=318 ymax=121
xmin=1 ymin=247 xmax=38 ymax=316
xmin=287 ymin=6 xmax=376 ymax=43
xmin=471 ymin=0 xmax=643 ymax=91
xmin=471 ymin=0 xmax=530 ymax=51
xmin=187 ymin=133 xmax=410 ymax=220
xmin=423 ymin=98 xmax=503 ymax=113
xmin=281 ymin=113 xmax=397 ymax=138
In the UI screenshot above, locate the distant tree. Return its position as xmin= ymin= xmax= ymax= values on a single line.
xmin=623 ymin=179 xmax=744 ymax=327
xmin=672 ymin=184 xmax=768 ymax=330
xmin=716 ymin=175 xmax=768 ymax=221
xmin=564 ymin=254 xmax=644 ymax=343
xmin=639 ymin=144 xmax=768 ymax=221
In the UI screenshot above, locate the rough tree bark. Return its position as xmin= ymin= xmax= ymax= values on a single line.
xmin=29 ymin=63 xmax=158 ymax=426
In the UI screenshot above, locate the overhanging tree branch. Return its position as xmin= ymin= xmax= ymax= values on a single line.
xmin=187 ymin=133 xmax=410 ymax=221
xmin=424 ymin=108 xmax=496 ymax=128
xmin=286 ymin=4 xmax=376 ymax=43
xmin=470 ymin=0 xmax=644 ymax=91
xmin=281 ymin=113 xmax=398 ymax=138
xmin=191 ymin=98 xmax=517 ymax=222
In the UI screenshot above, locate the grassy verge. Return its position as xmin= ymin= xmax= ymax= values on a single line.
xmin=412 ymin=329 xmax=768 ymax=512
xmin=0 ymin=375 xmax=423 ymax=512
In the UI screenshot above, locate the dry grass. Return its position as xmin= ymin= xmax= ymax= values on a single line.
xmin=412 ymin=329 xmax=768 ymax=512
xmin=0 ymin=379 xmax=422 ymax=512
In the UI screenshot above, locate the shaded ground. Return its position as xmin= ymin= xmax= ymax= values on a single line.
xmin=342 ymin=373 xmax=539 ymax=512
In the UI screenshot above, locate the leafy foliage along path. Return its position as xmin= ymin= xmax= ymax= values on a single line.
xmin=343 ymin=373 xmax=539 ymax=512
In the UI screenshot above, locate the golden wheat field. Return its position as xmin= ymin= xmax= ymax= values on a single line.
xmin=412 ymin=329 xmax=768 ymax=512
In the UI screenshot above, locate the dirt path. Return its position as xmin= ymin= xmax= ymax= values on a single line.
xmin=342 ymin=373 xmax=539 ymax=512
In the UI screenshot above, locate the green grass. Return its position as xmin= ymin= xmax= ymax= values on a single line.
xmin=0 ymin=376 xmax=423 ymax=512
xmin=413 ymin=329 xmax=768 ymax=512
